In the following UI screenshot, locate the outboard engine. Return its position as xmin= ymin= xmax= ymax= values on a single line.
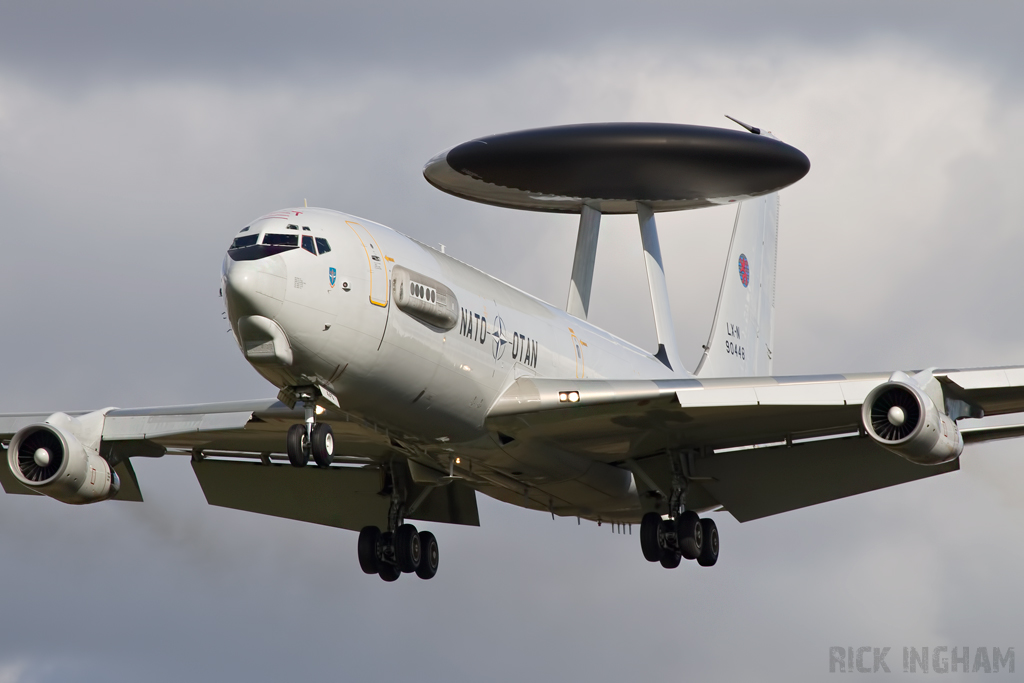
xmin=7 ymin=412 xmax=119 ymax=504
xmin=861 ymin=371 xmax=963 ymax=465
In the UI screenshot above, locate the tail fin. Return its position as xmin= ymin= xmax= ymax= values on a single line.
xmin=695 ymin=192 xmax=779 ymax=377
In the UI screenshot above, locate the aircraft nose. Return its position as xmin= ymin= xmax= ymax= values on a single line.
xmin=222 ymin=254 xmax=286 ymax=321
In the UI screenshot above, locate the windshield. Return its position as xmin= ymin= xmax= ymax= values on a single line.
xmin=229 ymin=234 xmax=259 ymax=250
xmin=263 ymin=233 xmax=299 ymax=247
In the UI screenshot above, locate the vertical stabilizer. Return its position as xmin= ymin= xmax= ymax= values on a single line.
xmin=695 ymin=193 xmax=779 ymax=377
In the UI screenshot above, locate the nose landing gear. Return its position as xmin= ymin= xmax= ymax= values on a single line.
xmin=285 ymin=390 xmax=335 ymax=468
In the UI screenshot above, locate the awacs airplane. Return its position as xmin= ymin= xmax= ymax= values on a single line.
xmin=4 ymin=121 xmax=1024 ymax=582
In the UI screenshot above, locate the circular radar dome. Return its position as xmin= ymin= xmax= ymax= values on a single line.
xmin=423 ymin=122 xmax=810 ymax=214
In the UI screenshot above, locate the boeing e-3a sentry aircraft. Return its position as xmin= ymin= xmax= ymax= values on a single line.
xmin=5 ymin=121 xmax=1024 ymax=582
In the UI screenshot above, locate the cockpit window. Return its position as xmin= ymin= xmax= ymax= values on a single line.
xmin=286 ymin=224 xmax=299 ymax=231
xmin=302 ymin=235 xmax=316 ymax=255
xmin=263 ymin=233 xmax=299 ymax=247
xmin=240 ymin=226 xmax=250 ymax=233
xmin=315 ymin=238 xmax=331 ymax=254
xmin=302 ymin=226 xmax=311 ymax=231
xmin=229 ymin=234 xmax=259 ymax=249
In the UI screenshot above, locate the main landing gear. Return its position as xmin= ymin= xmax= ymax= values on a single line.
xmin=640 ymin=511 xmax=719 ymax=568
xmin=286 ymin=391 xmax=334 ymax=468
xmin=356 ymin=467 xmax=440 ymax=582
xmin=357 ymin=523 xmax=439 ymax=581
xmin=639 ymin=450 xmax=720 ymax=568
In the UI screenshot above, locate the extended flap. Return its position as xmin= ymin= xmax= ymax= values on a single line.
xmin=694 ymin=436 xmax=959 ymax=522
xmin=192 ymin=460 xmax=479 ymax=531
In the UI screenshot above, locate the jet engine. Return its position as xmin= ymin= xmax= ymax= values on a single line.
xmin=7 ymin=422 xmax=119 ymax=504
xmin=861 ymin=375 xmax=963 ymax=465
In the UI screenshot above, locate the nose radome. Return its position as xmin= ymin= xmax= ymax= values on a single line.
xmin=223 ymin=255 xmax=286 ymax=320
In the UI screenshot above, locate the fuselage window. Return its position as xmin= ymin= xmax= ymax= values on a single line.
xmin=263 ymin=233 xmax=299 ymax=247
xmin=286 ymin=224 xmax=299 ymax=231
xmin=302 ymin=235 xmax=316 ymax=255
xmin=230 ymin=234 xmax=259 ymax=249
xmin=315 ymin=238 xmax=331 ymax=254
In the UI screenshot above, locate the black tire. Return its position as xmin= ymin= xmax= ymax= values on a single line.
xmin=311 ymin=423 xmax=334 ymax=469
xmin=660 ymin=550 xmax=681 ymax=569
xmin=394 ymin=523 xmax=421 ymax=573
xmin=357 ymin=526 xmax=380 ymax=574
xmin=286 ymin=424 xmax=308 ymax=467
xmin=640 ymin=512 xmax=663 ymax=562
xmin=677 ymin=511 xmax=703 ymax=560
xmin=378 ymin=563 xmax=400 ymax=582
xmin=697 ymin=518 xmax=719 ymax=567
xmin=415 ymin=531 xmax=439 ymax=580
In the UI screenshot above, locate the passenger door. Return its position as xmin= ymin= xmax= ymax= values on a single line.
xmin=346 ymin=221 xmax=389 ymax=308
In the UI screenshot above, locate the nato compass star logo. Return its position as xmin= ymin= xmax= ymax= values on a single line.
xmin=329 ymin=267 xmax=337 ymax=288
xmin=738 ymin=254 xmax=750 ymax=288
xmin=492 ymin=316 xmax=508 ymax=360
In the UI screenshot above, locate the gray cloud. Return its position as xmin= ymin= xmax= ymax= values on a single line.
xmin=2 ymin=1 xmax=1023 ymax=89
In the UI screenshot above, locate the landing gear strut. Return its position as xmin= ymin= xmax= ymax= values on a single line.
xmin=639 ymin=451 xmax=720 ymax=568
xmin=285 ymin=390 xmax=334 ymax=469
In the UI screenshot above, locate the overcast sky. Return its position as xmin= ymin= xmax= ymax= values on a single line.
xmin=1 ymin=3 xmax=1023 ymax=681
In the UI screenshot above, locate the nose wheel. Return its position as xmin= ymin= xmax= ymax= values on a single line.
xmin=285 ymin=394 xmax=335 ymax=468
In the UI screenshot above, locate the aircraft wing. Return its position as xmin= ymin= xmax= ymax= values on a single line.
xmin=485 ymin=367 xmax=1024 ymax=521
xmin=0 ymin=399 xmax=479 ymax=530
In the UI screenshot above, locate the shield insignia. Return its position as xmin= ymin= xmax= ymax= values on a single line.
xmin=329 ymin=267 xmax=337 ymax=288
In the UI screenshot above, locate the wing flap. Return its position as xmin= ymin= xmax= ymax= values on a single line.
xmin=194 ymin=460 xmax=389 ymax=530
xmin=693 ymin=436 xmax=959 ymax=522
xmin=192 ymin=460 xmax=479 ymax=531
xmin=962 ymin=423 xmax=1024 ymax=444
xmin=938 ymin=367 xmax=1024 ymax=416
xmin=0 ymin=456 xmax=39 ymax=496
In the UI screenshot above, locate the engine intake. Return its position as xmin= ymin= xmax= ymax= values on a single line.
xmin=861 ymin=377 xmax=963 ymax=465
xmin=8 ymin=422 xmax=119 ymax=504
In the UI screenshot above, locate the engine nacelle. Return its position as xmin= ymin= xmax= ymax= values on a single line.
xmin=7 ymin=420 xmax=119 ymax=504
xmin=861 ymin=377 xmax=963 ymax=465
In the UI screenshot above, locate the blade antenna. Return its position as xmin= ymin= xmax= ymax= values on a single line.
xmin=725 ymin=115 xmax=761 ymax=135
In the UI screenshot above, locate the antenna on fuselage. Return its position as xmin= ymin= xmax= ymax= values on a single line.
xmin=724 ymin=115 xmax=761 ymax=135
xmin=421 ymin=122 xmax=810 ymax=373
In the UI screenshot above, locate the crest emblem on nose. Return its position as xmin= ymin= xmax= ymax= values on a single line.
xmin=329 ymin=267 xmax=337 ymax=288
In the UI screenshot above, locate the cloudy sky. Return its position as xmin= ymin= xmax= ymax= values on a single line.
xmin=1 ymin=2 xmax=1023 ymax=681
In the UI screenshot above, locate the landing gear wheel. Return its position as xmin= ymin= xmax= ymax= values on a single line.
xmin=394 ymin=523 xmax=421 ymax=573
xmin=656 ymin=518 xmax=682 ymax=569
xmin=660 ymin=550 xmax=682 ymax=568
xmin=357 ymin=526 xmax=380 ymax=574
xmin=640 ymin=512 xmax=662 ymax=562
xmin=310 ymin=423 xmax=334 ymax=469
xmin=378 ymin=563 xmax=400 ymax=582
xmin=286 ymin=424 xmax=308 ymax=467
xmin=697 ymin=518 xmax=719 ymax=567
xmin=676 ymin=510 xmax=703 ymax=561
xmin=415 ymin=531 xmax=439 ymax=580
